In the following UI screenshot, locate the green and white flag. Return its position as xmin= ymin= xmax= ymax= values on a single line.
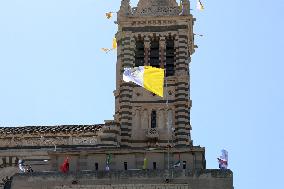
xmin=143 ymin=157 xmax=148 ymax=170
xmin=106 ymin=154 xmax=112 ymax=171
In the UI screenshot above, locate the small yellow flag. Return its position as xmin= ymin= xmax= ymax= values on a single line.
xmin=105 ymin=12 xmax=113 ymax=19
xmin=112 ymin=38 xmax=117 ymax=49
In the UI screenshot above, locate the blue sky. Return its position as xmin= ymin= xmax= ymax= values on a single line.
xmin=0 ymin=0 xmax=283 ymax=188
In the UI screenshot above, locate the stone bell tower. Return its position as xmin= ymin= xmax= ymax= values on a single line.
xmin=114 ymin=0 xmax=195 ymax=148
xmin=0 ymin=1 xmax=233 ymax=188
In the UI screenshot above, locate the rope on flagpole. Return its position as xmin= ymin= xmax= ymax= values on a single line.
xmin=165 ymin=64 xmax=170 ymax=173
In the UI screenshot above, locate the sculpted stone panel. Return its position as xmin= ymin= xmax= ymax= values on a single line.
xmin=134 ymin=6 xmax=180 ymax=17
xmin=134 ymin=0 xmax=179 ymax=17
xmin=0 ymin=123 xmax=121 ymax=148
xmin=141 ymin=109 xmax=149 ymax=129
xmin=0 ymin=136 xmax=99 ymax=148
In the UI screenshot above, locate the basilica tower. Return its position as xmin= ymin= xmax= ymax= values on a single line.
xmin=0 ymin=1 xmax=233 ymax=188
xmin=114 ymin=0 xmax=195 ymax=148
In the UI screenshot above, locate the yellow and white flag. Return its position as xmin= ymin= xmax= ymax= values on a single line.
xmin=197 ymin=0 xmax=204 ymax=11
xmin=105 ymin=12 xmax=113 ymax=19
xmin=123 ymin=66 xmax=164 ymax=97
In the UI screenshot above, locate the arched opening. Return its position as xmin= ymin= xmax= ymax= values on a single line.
xmin=124 ymin=162 xmax=128 ymax=170
xmin=153 ymin=162 xmax=157 ymax=170
xmin=135 ymin=36 xmax=145 ymax=67
xmin=95 ymin=162 xmax=98 ymax=171
xmin=151 ymin=110 xmax=157 ymax=128
xmin=150 ymin=36 xmax=160 ymax=68
xmin=166 ymin=36 xmax=175 ymax=76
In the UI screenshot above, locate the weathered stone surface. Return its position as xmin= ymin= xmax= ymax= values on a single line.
xmin=134 ymin=0 xmax=180 ymax=17
xmin=11 ymin=170 xmax=233 ymax=189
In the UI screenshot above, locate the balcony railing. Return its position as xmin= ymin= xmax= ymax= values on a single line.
xmin=146 ymin=128 xmax=159 ymax=139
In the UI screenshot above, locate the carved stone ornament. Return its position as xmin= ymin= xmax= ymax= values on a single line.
xmin=134 ymin=0 xmax=180 ymax=17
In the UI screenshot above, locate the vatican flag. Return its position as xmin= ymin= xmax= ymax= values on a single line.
xmin=123 ymin=66 xmax=164 ymax=97
xmin=197 ymin=0 xmax=204 ymax=11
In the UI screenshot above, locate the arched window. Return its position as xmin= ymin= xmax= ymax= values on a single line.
xmin=95 ymin=163 xmax=98 ymax=171
xmin=2 ymin=157 xmax=6 ymax=166
xmin=124 ymin=162 xmax=128 ymax=170
xmin=150 ymin=37 xmax=160 ymax=68
xmin=166 ymin=37 xmax=175 ymax=76
xmin=151 ymin=110 xmax=157 ymax=128
xmin=8 ymin=157 xmax=12 ymax=166
xmin=135 ymin=38 xmax=144 ymax=67
xmin=183 ymin=161 xmax=187 ymax=169
xmin=153 ymin=162 xmax=157 ymax=170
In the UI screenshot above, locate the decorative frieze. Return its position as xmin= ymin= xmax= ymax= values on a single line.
xmin=133 ymin=7 xmax=180 ymax=17
xmin=131 ymin=20 xmax=177 ymax=27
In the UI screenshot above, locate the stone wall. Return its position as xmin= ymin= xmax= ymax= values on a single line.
xmin=0 ymin=167 xmax=17 ymax=189
xmin=48 ymin=147 xmax=205 ymax=172
xmin=54 ymin=184 xmax=191 ymax=189
xmin=10 ymin=170 xmax=233 ymax=189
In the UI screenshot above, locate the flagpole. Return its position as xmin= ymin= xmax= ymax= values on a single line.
xmin=164 ymin=45 xmax=171 ymax=178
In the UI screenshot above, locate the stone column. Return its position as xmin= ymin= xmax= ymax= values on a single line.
xmin=2 ymin=157 xmax=6 ymax=166
xmin=159 ymin=37 xmax=166 ymax=68
xmin=174 ymin=32 xmax=192 ymax=147
xmin=141 ymin=109 xmax=149 ymax=129
xmin=119 ymin=32 xmax=135 ymax=147
xmin=158 ymin=109 xmax=165 ymax=129
xmin=144 ymin=36 xmax=150 ymax=66
xmin=131 ymin=109 xmax=141 ymax=139
xmin=167 ymin=109 xmax=174 ymax=141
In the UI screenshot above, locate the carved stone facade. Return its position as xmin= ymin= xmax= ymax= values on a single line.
xmin=0 ymin=1 xmax=233 ymax=189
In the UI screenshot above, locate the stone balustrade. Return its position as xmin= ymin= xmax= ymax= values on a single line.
xmin=146 ymin=128 xmax=159 ymax=139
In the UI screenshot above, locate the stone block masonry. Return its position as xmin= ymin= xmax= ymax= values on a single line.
xmin=54 ymin=184 xmax=191 ymax=189
xmin=10 ymin=170 xmax=233 ymax=189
